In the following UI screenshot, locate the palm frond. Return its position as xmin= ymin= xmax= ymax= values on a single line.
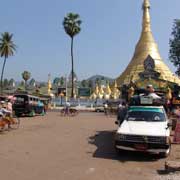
xmin=0 ymin=32 xmax=16 ymax=58
xmin=63 ymin=13 xmax=82 ymax=38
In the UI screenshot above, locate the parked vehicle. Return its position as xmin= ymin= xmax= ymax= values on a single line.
xmin=95 ymin=105 xmax=104 ymax=112
xmin=94 ymin=99 xmax=105 ymax=112
xmin=115 ymin=96 xmax=172 ymax=158
xmin=13 ymin=94 xmax=44 ymax=117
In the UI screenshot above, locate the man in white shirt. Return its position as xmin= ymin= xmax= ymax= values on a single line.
xmin=146 ymin=84 xmax=161 ymax=99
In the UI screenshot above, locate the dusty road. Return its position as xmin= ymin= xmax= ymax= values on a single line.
xmin=0 ymin=112 xmax=180 ymax=180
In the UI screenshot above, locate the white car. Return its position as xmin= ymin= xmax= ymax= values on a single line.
xmin=115 ymin=106 xmax=171 ymax=157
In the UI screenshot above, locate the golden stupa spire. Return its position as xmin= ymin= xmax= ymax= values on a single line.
xmin=116 ymin=0 xmax=180 ymax=86
xmin=95 ymin=83 xmax=99 ymax=95
xmin=98 ymin=85 xmax=104 ymax=99
xmin=99 ymin=85 xmax=104 ymax=95
xmin=105 ymin=81 xmax=112 ymax=95
xmin=111 ymin=80 xmax=120 ymax=100
xmin=142 ymin=0 xmax=151 ymax=33
xmin=48 ymin=74 xmax=52 ymax=95
xmin=114 ymin=80 xmax=118 ymax=88
xmin=91 ymin=83 xmax=99 ymax=99
xmin=104 ymin=81 xmax=111 ymax=99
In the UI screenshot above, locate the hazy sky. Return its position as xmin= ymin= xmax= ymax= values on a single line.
xmin=0 ymin=0 xmax=179 ymax=81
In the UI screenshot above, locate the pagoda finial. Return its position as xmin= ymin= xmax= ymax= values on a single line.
xmin=143 ymin=0 xmax=150 ymax=9
xmin=142 ymin=0 xmax=151 ymax=32
xmin=48 ymin=73 xmax=52 ymax=95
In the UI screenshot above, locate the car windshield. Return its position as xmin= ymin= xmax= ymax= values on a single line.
xmin=126 ymin=107 xmax=166 ymax=122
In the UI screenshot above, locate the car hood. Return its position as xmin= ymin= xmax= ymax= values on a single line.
xmin=117 ymin=120 xmax=170 ymax=137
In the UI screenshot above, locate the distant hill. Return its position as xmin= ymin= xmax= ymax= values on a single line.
xmin=87 ymin=75 xmax=114 ymax=82
xmin=86 ymin=75 xmax=114 ymax=88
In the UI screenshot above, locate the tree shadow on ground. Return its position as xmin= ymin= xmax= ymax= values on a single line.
xmin=88 ymin=130 xmax=160 ymax=163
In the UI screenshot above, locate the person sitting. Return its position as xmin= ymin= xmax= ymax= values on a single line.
xmin=0 ymin=100 xmax=13 ymax=129
xmin=146 ymin=84 xmax=161 ymax=99
xmin=7 ymin=99 xmax=13 ymax=114
xmin=0 ymin=101 xmax=11 ymax=115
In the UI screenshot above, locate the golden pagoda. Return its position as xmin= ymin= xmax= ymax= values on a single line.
xmin=98 ymin=85 xmax=104 ymax=99
xmin=91 ymin=83 xmax=99 ymax=99
xmin=47 ymin=74 xmax=52 ymax=95
xmin=111 ymin=80 xmax=120 ymax=99
xmin=117 ymin=0 xmax=180 ymax=86
xmin=104 ymin=81 xmax=112 ymax=99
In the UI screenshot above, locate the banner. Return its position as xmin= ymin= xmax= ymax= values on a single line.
xmin=78 ymin=88 xmax=91 ymax=97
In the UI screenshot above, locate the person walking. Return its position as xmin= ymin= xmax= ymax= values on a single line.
xmin=65 ymin=101 xmax=70 ymax=116
xmin=104 ymin=101 xmax=108 ymax=116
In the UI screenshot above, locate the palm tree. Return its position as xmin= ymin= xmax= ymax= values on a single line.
xmin=22 ymin=71 xmax=31 ymax=90
xmin=0 ymin=32 xmax=16 ymax=94
xmin=53 ymin=77 xmax=61 ymax=86
xmin=60 ymin=76 xmax=65 ymax=86
xmin=29 ymin=78 xmax=36 ymax=87
xmin=63 ymin=13 xmax=82 ymax=98
xmin=3 ymin=78 xmax=9 ymax=89
xmin=9 ymin=78 xmax=15 ymax=88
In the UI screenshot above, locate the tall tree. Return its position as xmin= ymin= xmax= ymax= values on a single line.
xmin=169 ymin=19 xmax=180 ymax=76
xmin=20 ymin=80 xmax=25 ymax=87
xmin=63 ymin=13 xmax=82 ymax=98
xmin=22 ymin=71 xmax=31 ymax=90
xmin=60 ymin=76 xmax=65 ymax=86
xmin=81 ymin=80 xmax=88 ymax=87
xmin=9 ymin=78 xmax=15 ymax=87
xmin=29 ymin=78 xmax=36 ymax=87
xmin=3 ymin=78 xmax=9 ymax=89
xmin=95 ymin=78 xmax=100 ymax=85
xmin=0 ymin=32 xmax=16 ymax=94
xmin=53 ymin=77 xmax=61 ymax=86
xmin=88 ymin=80 xmax=93 ymax=89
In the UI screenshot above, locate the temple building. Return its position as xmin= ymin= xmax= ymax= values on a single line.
xmin=116 ymin=0 xmax=180 ymax=88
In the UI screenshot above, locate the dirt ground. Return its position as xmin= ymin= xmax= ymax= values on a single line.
xmin=0 ymin=112 xmax=180 ymax=180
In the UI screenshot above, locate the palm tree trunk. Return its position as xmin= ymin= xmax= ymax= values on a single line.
xmin=71 ymin=37 xmax=74 ymax=98
xmin=0 ymin=57 xmax=7 ymax=95
xmin=25 ymin=80 xmax=27 ymax=91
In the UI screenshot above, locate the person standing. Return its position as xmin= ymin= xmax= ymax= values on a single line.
xmin=65 ymin=101 xmax=70 ymax=116
xmin=7 ymin=99 xmax=13 ymax=114
xmin=104 ymin=101 xmax=108 ymax=116
xmin=117 ymin=102 xmax=128 ymax=125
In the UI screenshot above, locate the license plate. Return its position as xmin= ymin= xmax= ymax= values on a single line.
xmin=134 ymin=144 xmax=148 ymax=151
